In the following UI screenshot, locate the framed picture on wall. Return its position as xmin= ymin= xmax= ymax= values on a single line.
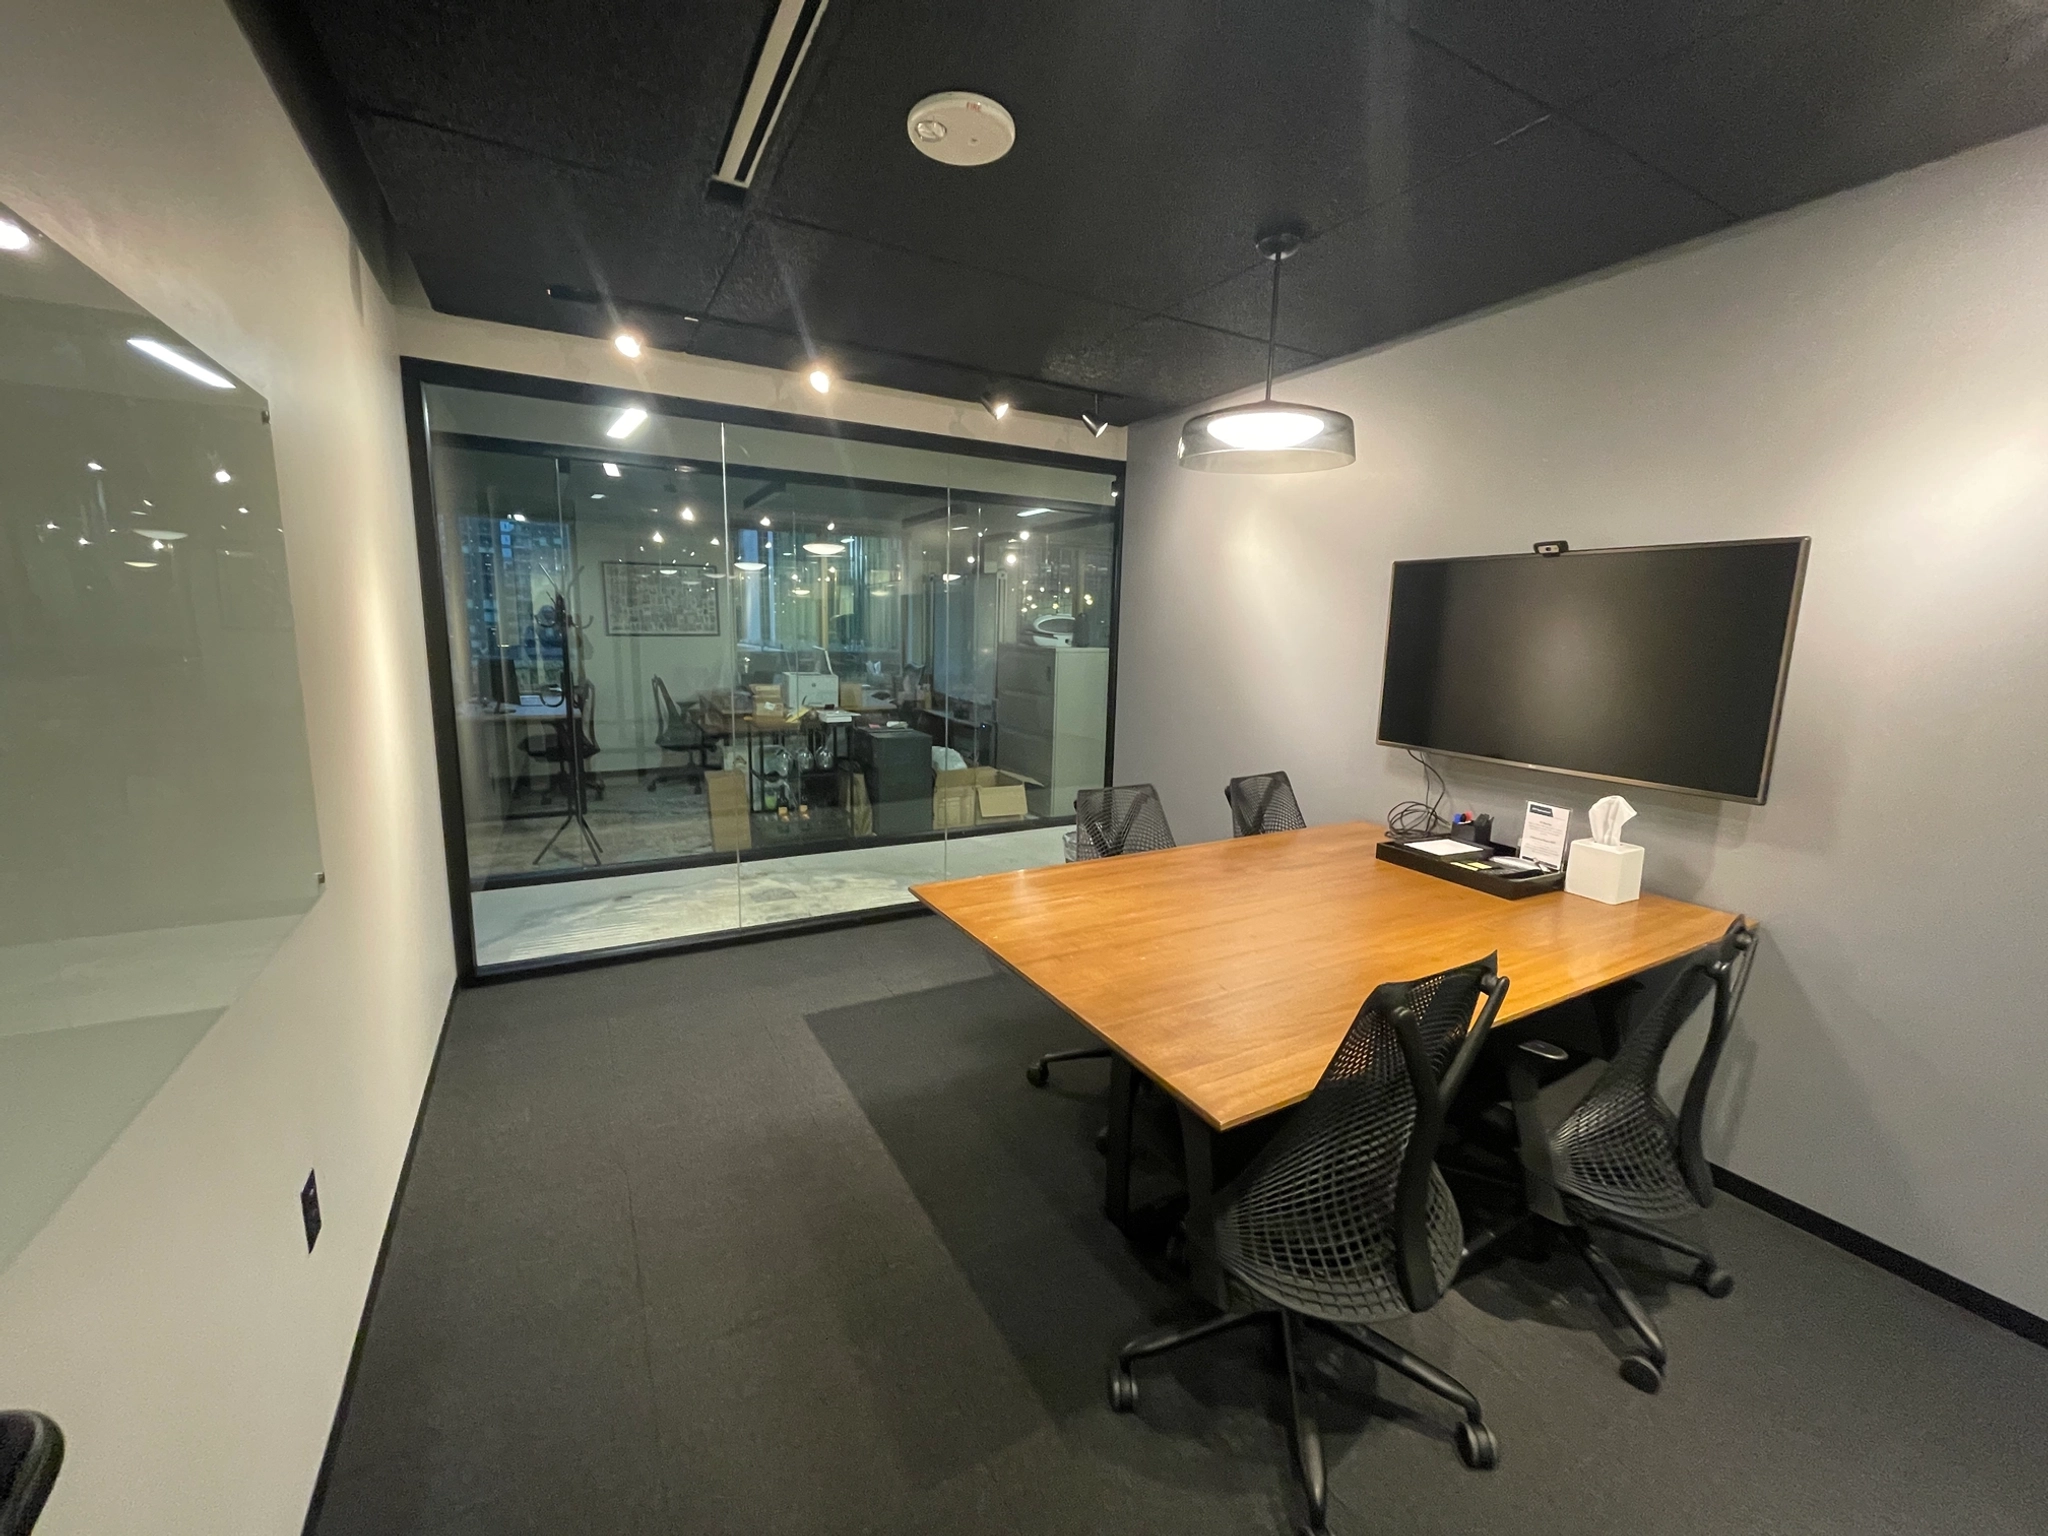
xmin=601 ymin=560 xmax=720 ymax=636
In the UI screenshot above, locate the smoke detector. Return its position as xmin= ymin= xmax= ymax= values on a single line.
xmin=906 ymin=92 xmax=1015 ymax=166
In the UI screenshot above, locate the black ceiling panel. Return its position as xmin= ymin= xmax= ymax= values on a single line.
xmin=358 ymin=115 xmax=744 ymax=340
xmin=1170 ymin=117 xmax=1732 ymax=357
xmin=1571 ymin=0 xmax=2048 ymax=218
xmin=1387 ymin=0 xmax=1780 ymax=108
xmin=273 ymin=0 xmax=2048 ymax=424
xmin=705 ymin=216 xmax=1143 ymax=384
xmin=757 ymin=1 xmax=1544 ymax=314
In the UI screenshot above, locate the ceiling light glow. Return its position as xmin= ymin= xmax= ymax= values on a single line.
xmin=125 ymin=560 xmax=158 ymax=569
xmin=735 ymin=560 xmax=766 ymax=572
xmin=802 ymin=541 xmax=846 ymax=556
xmin=0 ymin=219 xmax=32 ymax=252
xmin=808 ymin=367 xmax=831 ymax=393
xmin=679 ymin=506 xmax=695 ymax=521
xmin=129 ymin=337 xmax=234 ymax=389
xmin=1018 ymin=507 xmax=1050 ymax=517
xmin=87 ymin=461 xmax=104 ymax=472
xmin=605 ymin=406 xmax=648 ymax=439
xmin=614 ymin=331 xmax=643 ymax=358
xmin=214 ymin=467 xmax=233 ymax=483
xmin=603 ymin=461 xmax=622 ymax=477
xmin=981 ymin=394 xmax=1010 ymax=421
xmin=1205 ymin=409 xmax=1326 ymax=450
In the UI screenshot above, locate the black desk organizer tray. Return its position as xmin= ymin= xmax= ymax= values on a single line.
xmin=1374 ymin=836 xmax=1566 ymax=900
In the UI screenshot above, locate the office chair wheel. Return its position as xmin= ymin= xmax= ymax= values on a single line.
xmin=1025 ymin=1061 xmax=1050 ymax=1088
xmin=1107 ymin=1364 xmax=1139 ymax=1413
xmin=1619 ymin=1354 xmax=1664 ymax=1394
xmin=1454 ymin=1419 xmax=1499 ymax=1469
xmin=1694 ymin=1262 xmax=1735 ymax=1299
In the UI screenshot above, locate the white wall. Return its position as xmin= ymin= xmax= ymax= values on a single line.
xmin=0 ymin=4 xmax=453 ymax=1533
xmin=1116 ymin=126 xmax=2048 ymax=1318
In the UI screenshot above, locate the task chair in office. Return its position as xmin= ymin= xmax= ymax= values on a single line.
xmin=1024 ymin=785 xmax=1177 ymax=1089
xmin=1505 ymin=917 xmax=1756 ymax=1393
xmin=0 ymin=1411 xmax=63 ymax=1536
xmin=521 ymin=681 xmax=603 ymax=801
xmin=1110 ymin=957 xmax=1510 ymax=1533
xmin=646 ymin=675 xmax=713 ymax=791
xmin=1226 ymin=771 xmax=1307 ymax=836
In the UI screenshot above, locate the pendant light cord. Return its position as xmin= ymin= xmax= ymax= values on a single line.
xmin=1264 ymin=250 xmax=1282 ymax=402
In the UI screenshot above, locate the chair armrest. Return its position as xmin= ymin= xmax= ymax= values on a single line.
xmin=1519 ymin=1040 xmax=1569 ymax=1063
xmin=1507 ymin=1039 xmax=1568 ymax=1107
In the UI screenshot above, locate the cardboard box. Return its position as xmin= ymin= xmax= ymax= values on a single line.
xmin=933 ymin=766 xmax=1034 ymax=827
xmin=839 ymin=680 xmax=866 ymax=710
xmin=704 ymin=768 xmax=752 ymax=852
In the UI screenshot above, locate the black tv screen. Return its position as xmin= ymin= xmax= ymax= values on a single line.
xmin=1377 ymin=538 xmax=1808 ymax=802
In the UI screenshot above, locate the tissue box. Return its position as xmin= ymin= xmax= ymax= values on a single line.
xmin=1564 ymin=840 xmax=1643 ymax=904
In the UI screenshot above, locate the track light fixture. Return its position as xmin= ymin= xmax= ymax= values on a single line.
xmin=1080 ymin=393 xmax=1109 ymax=437
xmin=981 ymin=393 xmax=1011 ymax=421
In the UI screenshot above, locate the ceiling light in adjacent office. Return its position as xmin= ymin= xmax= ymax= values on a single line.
xmin=78 ymin=537 xmax=90 ymax=546
xmin=87 ymin=461 xmax=103 ymax=472
xmin=710 ymin=536 xmax=720 ymax=546
xmin=512 ymin=513 xmax=528 ymax=523
xmin=808 ymin=367 xmax=831 ymax=393
xmin=981 ymin=394 xmax=1010 ymax=421
xmin=238 ymin=506 xmax=250 ymax=515
xmin=940 ymin=571 xmax=963 ymax=582
xmin=803 ymin=541 xmax=845 ymax=556
xmin=129 ymin=337 xmax=235 ymax=389
xmin=590 ymin=493 xmax=605 ymax=500
xmin=679 ymin=505 xmax=695 ymax=522
xmin=213 ymin=468 xmax=233 ymax=484
xmin=1018 ymin=507 xmax=1049 ymax=518
xmin=614 ymin=331 xmax=643 ymax=358
xmin=1005 ymin=552 xmax=1017 ymax=566
xmin=132 ymin=528 xmax=187 ymax=541
xmin=826 ymin=521 xmax=835 ymax=531
xmin=791 ymin=586 xmax=812 ymax=596
xmin=605 ymin=406 xmax=648 ymax=439
xmin=0 ymin=219 xmax=32 ymax=252
xmin=759 ymin=515 xmax=771 ymax=527
xmin=735 ymin=559 xmax=766 ymax=572
xmin=906 ymin=92 xmax=1016 ymax=167
xmin=603 ymin=461 xmax=622 ymax=477
xmin=1178 ymin=226 xmax=1354 ymax=474
xmin=651 ymin=530 xmax=665 ymax=544
xmin=659 ymin=567 xmax=680 ymax=576
xmin=125 ymin=560 xmax=158 ymax=569
xmin=1018 ymin=530 xmax=1030 ymax=541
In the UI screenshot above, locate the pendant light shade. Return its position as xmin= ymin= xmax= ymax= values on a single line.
xmin=1179 ymin=227 xmax=1355 ymax=474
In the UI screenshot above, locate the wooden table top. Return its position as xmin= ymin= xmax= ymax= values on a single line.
xmin=913 ymin=821 xmax=1739 ymax=1132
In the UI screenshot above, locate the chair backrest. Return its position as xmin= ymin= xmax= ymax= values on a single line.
xmin=651 ymin=675 xmax=679 ymax=733
xmin=1073 ymin=784 xmax=1176 ymax=859
xmin=1225 ymin=771 xmax=1306 ymax=837
xmin=572 ymin=679 xmax=598 ymax=752
xmin=1565 ymin=917 xmax=1756 ymax=1206
xmin=1216 ymin=956 xmax=1509 ymax=1315
xmin=0 ymin=1410 xmax=63 ymax=1536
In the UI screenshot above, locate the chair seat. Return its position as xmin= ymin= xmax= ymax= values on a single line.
xmin=1217 ymin=1164 xmax=1464 ymax=1325
xmin=1538 ymin=1063 xmax=1701 ymax=1222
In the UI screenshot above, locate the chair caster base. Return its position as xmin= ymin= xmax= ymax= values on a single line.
xmin=1024 ymin=1062 xmax=1049 ymax=1088
xmin=1694 ymin=1261 xmax=1735 ymax=1299
xmin=1620 ymin=1353 xmax=1664 ymax=1394
xmin=1107 ymin=1364 xmax=1139 ymax=1413
xmin=1454 ymin=1419 xmax=1499 ymax=1469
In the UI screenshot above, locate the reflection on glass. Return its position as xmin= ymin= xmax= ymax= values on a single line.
xmin=0 ymin=204 xmax=322 ymax=1269
xmin=423 ymin=383 xmax=1118 ymax=969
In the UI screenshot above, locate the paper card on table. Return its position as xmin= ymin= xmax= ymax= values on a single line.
xmin=1407 ymin=838 xmax=1486 ymax=857
xmin=1518 ymin=801 xmax=1572 ymax=869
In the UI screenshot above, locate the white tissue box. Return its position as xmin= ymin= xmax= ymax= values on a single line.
xmin=1564 ymin=840 xmax=1643 ymax=904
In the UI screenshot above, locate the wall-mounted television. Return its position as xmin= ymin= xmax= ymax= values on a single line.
xmin=1376 ymin=538 xmax=1808 ymax=803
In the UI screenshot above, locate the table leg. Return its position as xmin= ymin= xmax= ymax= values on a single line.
xmin=1104 ymin=1054 xmax=1136 ymax=1227
xmin=1178 ymin=1104 xmax=1226 ymax=1307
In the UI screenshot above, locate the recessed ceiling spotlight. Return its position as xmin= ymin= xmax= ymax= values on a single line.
xmin=603 ymin=461 xmax=622 ymax=478
xmin=614 ymin=331 xmax=643 ymax=358
xmin=807 ymin=366 xmax=831 ymax=393
xmin=651 ymin=530 xmax=665 ymax=543
xmin=906 ymin=92 xmax=1015 ymax=167
xmin=129 ymin=337 xmax=234 ymax=389
xmin=0 ymin=219 xmax=32 ymax=252
xmin=238 ymin=506 xmax=250 ymax=515
xmin=605 ymin=406 xmax=648 ymax=439
xmin=512 ymin=513 xmax=528 ymax=522
xmin=86 ymin=461 xmax=103 ymax=472
xmin=214 ymin=467 xmax=233 ymax=483
xmin=981 ymin=393 xmax=1010 ymax=421
xmin=759 ymin=515 xmax=772 ymax=527
xmin=679 ymin=505 xmax=696 ymax=522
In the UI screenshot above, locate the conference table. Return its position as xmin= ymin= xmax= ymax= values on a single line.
xmin=912 ymin=820 xmax=1739 ymax=1297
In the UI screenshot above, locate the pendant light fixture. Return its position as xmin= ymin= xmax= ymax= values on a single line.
xmin=1179 ymin=226 xmax=1354 ymax=473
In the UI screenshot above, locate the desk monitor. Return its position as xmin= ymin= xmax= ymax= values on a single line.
xmin=1377 ymin=538 xmax=1808 ymax=803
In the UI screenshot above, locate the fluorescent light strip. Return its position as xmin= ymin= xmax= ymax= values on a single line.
xmin=128 ymin=337 xmax=234 ymax=389
xmin=605 ymin=407 xmax=648 ymax=440
xmin=713 ymin=0 xmax=831 ymax=189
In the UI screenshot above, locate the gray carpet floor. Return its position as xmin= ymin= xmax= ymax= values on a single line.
xmin=310 ymin=917 xmax=2048 ymax=1535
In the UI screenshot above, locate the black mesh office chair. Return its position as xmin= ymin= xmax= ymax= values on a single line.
xmin=1507 ymin=917 xmax=1756 ymax=1393
xmin=0 ymin=1411 xmax=63 ymax=1536
xmin=1110 ymin=957 xmax=1511 ymax=1533
xmin=1226 ymin=771 xmax=1307 ymax=836
xmin=646 ymin=676 xmax=713 ymax=791
xmin=1024 ymin=785 xmax=1177 ymax=1089
xmin=521 ymin=680 xmax=602 ymax=800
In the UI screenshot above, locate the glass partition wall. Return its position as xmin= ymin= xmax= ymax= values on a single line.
xmin=414 ymin=372 xmax=1121 ymax=972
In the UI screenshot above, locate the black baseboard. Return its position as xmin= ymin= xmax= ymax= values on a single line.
xmin=1712 ymin=1164 xmax=2047 ymax=1350
xmin=300 ymin=983 xmax=459 ymax=1536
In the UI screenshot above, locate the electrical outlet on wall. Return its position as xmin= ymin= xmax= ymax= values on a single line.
xmin=301 ymin=1170 xmax=322 ymax=1252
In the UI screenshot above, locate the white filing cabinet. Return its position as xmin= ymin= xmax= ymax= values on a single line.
xmin=996 ymin=646 xmax=1109 ymax=817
